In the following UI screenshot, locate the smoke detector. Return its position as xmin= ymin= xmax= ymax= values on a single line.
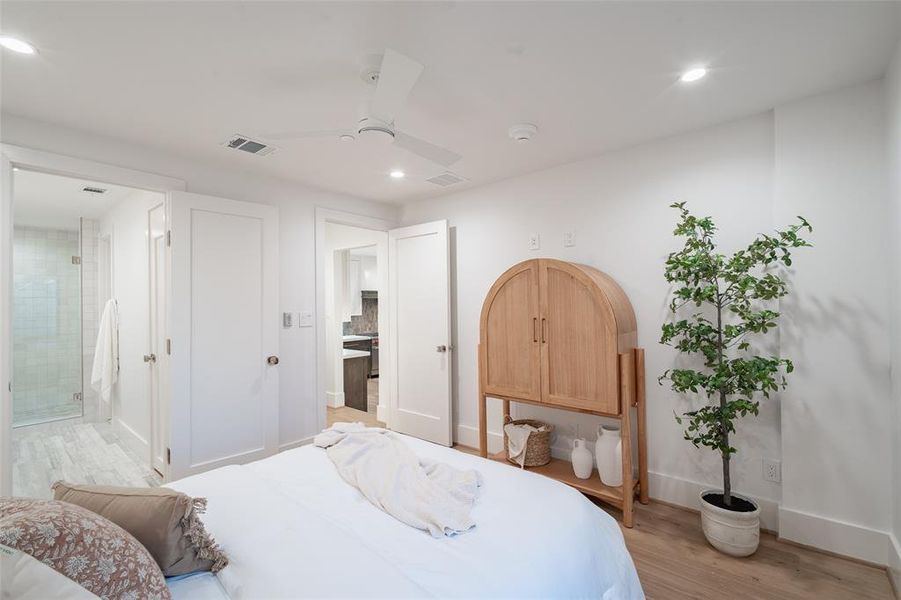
xmin=508 ymin=123 xmax=538 ymax=143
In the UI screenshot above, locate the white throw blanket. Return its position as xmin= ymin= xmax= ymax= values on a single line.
xmin=314 ymin=422 xmax=483 ymax=537
xmin=91 ymin=299 xmax=119 ymax=418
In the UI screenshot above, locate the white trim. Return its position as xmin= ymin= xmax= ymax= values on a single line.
xmin=113 ymin=416 xmax=149 ymax=461
xmin=456 ymin=423 xmax=504 ymax=455
xmin=778 ymin=505 xmax=890 ymax=565
xmin=889 ymin=532 xmax=900 ymax=599
xmin=0 ymin=144 xmax=186 ymax=193
xmin=646 ymin=470 xmax=780 ymax=532
xmin=279 ymin=435 xmax=314 ymax=453
xmin=376 ymin=403 xmax=388 ymax=424
xmin=314 ymin=207 xmax=395 ymax=435
xmin=326 ymin=391 xmax=345 ymax=408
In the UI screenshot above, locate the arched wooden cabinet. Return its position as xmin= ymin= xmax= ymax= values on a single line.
xmin=478 ymin=259 xmax=648 ymax=526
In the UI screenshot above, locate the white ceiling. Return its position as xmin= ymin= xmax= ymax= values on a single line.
xmin=2 ymin=2 xmax=899 ymax=204
xmin=13 ymin=169 xmax=136 ymax=230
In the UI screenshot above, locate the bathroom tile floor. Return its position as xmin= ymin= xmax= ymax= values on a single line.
xmin=12 ymin=418 xmax=161 ymax=499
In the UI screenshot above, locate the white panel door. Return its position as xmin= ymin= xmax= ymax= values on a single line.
xmin=148 ymin=202 xmax=168 ymax=478
xmin=388 ymin=220 xmax=452 ymax=446
xmin=168 ymin=191 xmax=278 ymax=480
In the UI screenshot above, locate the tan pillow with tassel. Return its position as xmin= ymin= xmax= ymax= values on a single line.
xmin=52 ymin=481 xmax=228 ymax=577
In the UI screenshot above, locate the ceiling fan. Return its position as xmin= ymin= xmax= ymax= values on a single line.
xmin=260 ymin=49 xmax=462 ymax=168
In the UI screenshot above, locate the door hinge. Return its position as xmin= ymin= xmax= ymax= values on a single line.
xmin=166 ymin=338 xmax=171 ymax=355
xmin=71 ymin=256 xmax=81 ymax=265
xmin=166 ymin=448 xmax=171 ymax=465
xmin=166 ymin=230 xmax=171 ymax=247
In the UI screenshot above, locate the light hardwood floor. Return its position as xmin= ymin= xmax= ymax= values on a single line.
xmin=327 ymin=378 xmax=384 ymax=428
xmin=12 ymin=419 xmax=161 ymax=499
xmin=453 ymin=445 xmax=894 ymax=600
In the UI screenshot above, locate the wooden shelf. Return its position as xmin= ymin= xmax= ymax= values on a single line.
xmin=488 ymin=450 xmax=629 ymax=509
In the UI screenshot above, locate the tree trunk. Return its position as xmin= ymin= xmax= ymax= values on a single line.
xmin=716 ymin=297 xmax=732 ymax=508
xmin=721 ymin=390 xmax=731 ymax=507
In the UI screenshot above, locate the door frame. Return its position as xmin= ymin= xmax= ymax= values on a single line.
xmin=314 ymin=208 xmax=395 ymax=435
xmin=0 ymin=144 xmax=185 ymax=496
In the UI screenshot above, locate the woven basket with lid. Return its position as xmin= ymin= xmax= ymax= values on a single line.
xmin=503 ymin=416 xmax=553 ymax=467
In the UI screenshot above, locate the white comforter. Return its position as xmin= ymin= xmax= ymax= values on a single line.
xmin=167 ymin=433 xmax=643 ymax=599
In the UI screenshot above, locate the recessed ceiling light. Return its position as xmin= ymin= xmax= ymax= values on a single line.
xmin=680 ymin=67 xmax=707 ymax=83
xmin=389 ymin=170 xmax=405 ymax=179
xmin=0 ymin=36 xmax=36 ymax=55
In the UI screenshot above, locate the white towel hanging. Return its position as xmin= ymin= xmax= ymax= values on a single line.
xmin=91 ymin=299 xmax=119 ymax=418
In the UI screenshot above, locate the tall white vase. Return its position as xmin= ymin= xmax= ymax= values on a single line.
xmin=595 ymin=425 xmax=623 ymax=487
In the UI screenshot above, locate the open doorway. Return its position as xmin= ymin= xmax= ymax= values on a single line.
xmin=10 ymin=168 xmax=166 ymax=498
xmin=323 ymin=223 xmax=387 ymax=429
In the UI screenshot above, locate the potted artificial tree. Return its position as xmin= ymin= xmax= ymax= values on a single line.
xmin=659 ymin=202 xmax=811 ymax=557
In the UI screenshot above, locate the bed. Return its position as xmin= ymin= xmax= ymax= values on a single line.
xmin=165 ymin=432 xmax=644 ymax=599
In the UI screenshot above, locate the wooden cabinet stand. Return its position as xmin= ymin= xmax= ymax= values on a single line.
xmin=477 ymin=259 xmax=648 ymax=527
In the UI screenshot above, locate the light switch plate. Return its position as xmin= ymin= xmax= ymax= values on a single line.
xmin=298 ymin=310 xmax=314 ymax=327
xmin=282 ymin=312 xmax=294 ymax=328
xmin=528 ymin=233 xmax=540 ymax=251
xmin=564 ymin=231 xmax=576 ymax=247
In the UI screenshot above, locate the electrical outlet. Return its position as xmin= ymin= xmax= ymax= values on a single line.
xmin=763 ymin=459 xmax=781 ymax=483
xmin=564 ymin=231 xmax=576 ymax=247
xmin=528 ymin=233 xmax=540 ymax=251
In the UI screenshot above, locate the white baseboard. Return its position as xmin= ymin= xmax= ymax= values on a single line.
xmin=113 ymin=417 xmax=148 ymax=462
xmin=646 ymin=470 xmax=780 ymax=532
xmin=455 ymin=424 xmax=503 ymax=454
xmin=377 ymin=404 xmax=388 ymax=425
xmin=279 ymin=436 xmax=314 ymax=453
xmin=326 ymin=392 xmax=344 ymax=408
xmin=886 ymin=532 xmax=900 ymax=597
xmin=778 ymin=506 xmax=890 ymax=565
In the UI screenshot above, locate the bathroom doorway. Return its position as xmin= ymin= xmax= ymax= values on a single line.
xmin=10 ymin=167 xmax=165 ymax=497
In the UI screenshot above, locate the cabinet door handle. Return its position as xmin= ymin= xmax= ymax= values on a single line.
xmin=541 ymin=318 xmax=547 ymax=344
xmin=532 ymin=318 xmax=538 ymax=343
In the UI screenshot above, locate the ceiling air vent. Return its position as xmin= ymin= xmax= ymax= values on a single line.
xmin=82 ymin=186 xmax=107 ymax=194
xmin=222 ymin=134 xmax=276 ymax=156
xmin=426 ymin=172 xmax=467 ymax=187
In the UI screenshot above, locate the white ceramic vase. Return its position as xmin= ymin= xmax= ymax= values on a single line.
xmin=699 ymin=490 xmax=761 ymax=557
xmin=571 ymin=438 xmax=593 ymax=479
xmin=595 ymin=425 xmax=623 ymax=487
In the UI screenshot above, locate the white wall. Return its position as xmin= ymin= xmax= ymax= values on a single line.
xmin=403 ymin=112 xmax=784 ymax=528
xmin=773 ymin=81 xmax=892 ymax=564
xmin=100 ymin=189 xmax=166 ymax=459
xmin=1 ymin=114 xmax=400 ymax=448
xmin=884 ymin=38 xmax=901 ymax=594
xmin=402 ymin=81 xmax=895 ymax=563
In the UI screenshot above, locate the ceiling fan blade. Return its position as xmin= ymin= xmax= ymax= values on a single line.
xmin=394 ymin=131 xmax=462 ymax=168
xmin=258 ymin=129 xmax=352 ymax=141
xmin=369 ymin=49 xmax=424 ymax=124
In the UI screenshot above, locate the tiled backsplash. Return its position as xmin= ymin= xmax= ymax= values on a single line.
xmin=343 ymin=297 xmax=378 ymax=335
xmin=12 ymin=226 xmax=83 ymax=425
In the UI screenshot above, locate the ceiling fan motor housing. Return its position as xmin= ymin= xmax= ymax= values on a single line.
xmin=357 ymin=116 xmax=396 ymax=141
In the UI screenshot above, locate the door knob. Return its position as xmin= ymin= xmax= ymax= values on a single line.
xmin=143 ymin=354 xmax=156 ymax=364
xmin=436 ymin=345 xmax=447 ymax=353
xmin=267 ymin=355 xmax=280 ymax=365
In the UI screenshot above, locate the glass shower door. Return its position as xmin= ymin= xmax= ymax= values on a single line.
xmin=12 ymin=226 xmax=83 ymax=426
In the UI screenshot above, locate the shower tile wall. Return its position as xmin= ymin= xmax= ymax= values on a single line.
xmin=12 ymin=226 xmax=82 ymax=426
xmin=81 ymin=219 xmax=100 ymax=422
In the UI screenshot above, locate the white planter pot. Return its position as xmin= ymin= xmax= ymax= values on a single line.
xmin=595 ymin=425 xmax=623 ymax=487
xmin=699 ymin=489 xmax=761 ymax=557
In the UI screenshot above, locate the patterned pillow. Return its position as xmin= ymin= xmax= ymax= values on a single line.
xmin=0 ymin=498 xmax=171 ymax=600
